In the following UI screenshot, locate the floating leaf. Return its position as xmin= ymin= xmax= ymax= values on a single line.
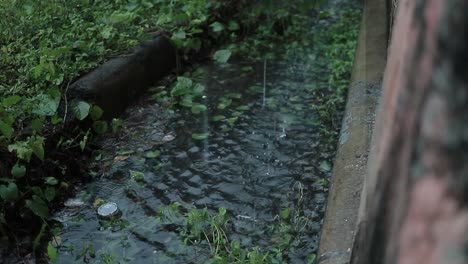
xmin=236 ymin=105 xmax=250 ymax=111
xmin=0 ymin=182 xmax=19 ymax=201
xmin=319 ymin=160 xmax=331 ymax=172
xmin=117 ymin=149 xmax=134 ymax=155
xmin=145 ymin=150 xmax=161 ymax=159
xmin=11 ymin=163 xmax=26 ymax=178
xmin=212 ymin=115 xmax=226 ymax=121
xmin=130 ymin=170 xmax=145 ymax=183
xmin=47 ymin=243 xmax=58 ymax=262
xmin=192 ymin=133 xmax=210 ymax=140
xmin=26 ymin=195 xmax=49 ymax=218
xmin=72 ymin=101 xmax=90 ymax=120
xmin=191 ymin=104 xmax=207 ymax=114
xmin=281 ymin=208 xmax=291 ymax=221
xmin=226 ymin=117 xmax=238 ymax=125
xmin=213 ymin=49 xmax=231 ymax=63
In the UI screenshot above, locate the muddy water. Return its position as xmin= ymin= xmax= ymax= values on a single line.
xmin=52 ymin=9 xmax=356 ymax=264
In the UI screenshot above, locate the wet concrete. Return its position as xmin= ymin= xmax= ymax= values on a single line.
xmin=317 ymin=0 xmax=388 ymax=263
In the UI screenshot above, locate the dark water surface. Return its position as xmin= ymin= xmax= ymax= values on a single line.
xmin=52 ymin=5 xmax=359 ymax=263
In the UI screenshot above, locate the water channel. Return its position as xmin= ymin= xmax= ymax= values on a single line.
xmin=51 ymin=3 xmax=360 ymax=263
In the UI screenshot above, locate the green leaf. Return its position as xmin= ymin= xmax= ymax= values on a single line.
xmin=90 ymin=105 xmax=104 ymax=121
xmin=173 ymin=30 xmax=186 ymax=39
xmin=26 ymin=195 xmax=49 ymax=218
xmin=212 ymin=115 xmax=226 ymax=121
xmin=248 ymin=85 xmax=263 ymax=93
xmin=145 ymin=150 xmax=160 ymax=159
xmin=307 ymin=253 xmax=317 ymax=264
xmin=32 ymin=93 xmax=60 ymax=116
xmin=225 ymin=93 xmax=242 ymax=99
xmin=210 ymin=21 xmax=224 ymax=32
xmin=31 ymin=136 xmax=45 ymax=160
xmin=47 ymin=243 xmax=58 ymax=262
xmin=191 ymin=104 xmax=207 ymax=114
xmin=130 ymin=170 xmax=145 ymax=182
xmin=0 ymin=120 xmax=13 ymax=139
xmin=44 ymin=177 xmax=58 ymax=185
xmin=236 ymin=105 xmax=250 ymax=111
xmin=228 ymin=21 xmax=240 ymax=31
xmin=319 ymin=160 xmax=331 ymax=172
xmin=241 ymin=66 xmax=254 ymax=72
xmin=8 ymin=140 xmax=33 ymax=162
xmin=72 ymin=101 xmax=90 ymax=121
xmin=192 ymin=83 xmax=205 ymax=96
xmin=0 ymin=182 xmax=19 ymax=201
xmin=171 ymin=77 xmax=193 ymax=96
xmin=11 ymin=163 xmax=26 ymax=178
xmin=226 ymin=117 xmax=238 ymax=125
xmin=192 ymin=133 xmax=210 ymax=140
xmin=44 ymin=187 xmax=56 ymax=202
xmin=93 ymin=121 xmax=108 ymax=134
xmin=2 ymin=96 xmax=22 ymax=107
xmin=281 ymin=208 xmax=291 ymax=221
xmin=31 ymin=118 xmax=43 ymax=133
xmin=213 ymin=49 xmax=231 ymax=63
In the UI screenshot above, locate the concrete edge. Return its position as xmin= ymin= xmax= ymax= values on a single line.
xmin=67 ymin=35 xmax=176 ymax=120
xmin=316 ymin=0 xmax=389 ymax=263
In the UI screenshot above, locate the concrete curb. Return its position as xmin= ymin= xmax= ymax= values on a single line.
xmin=68 ymin=36 xmax=176 ymax=119
xmin=317 ymin=0 xmax=389 ymax=263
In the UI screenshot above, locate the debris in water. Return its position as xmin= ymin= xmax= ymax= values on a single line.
xmin=97 ymin=202 xmax=121 ymax=219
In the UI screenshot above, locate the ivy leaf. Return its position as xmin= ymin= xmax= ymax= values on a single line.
xmin=0 ymin=120 xmax=13 ymax=139
xmin=11 ymin=163 xmax=26 ymax=178
xmin=26 ymin=195 xmax=49 ymax=219
xmin=72 ymin=101 xmax=90 ymax=121
xmin=0 ymin=182 xmax=19 ymax=201
xmin=213 ymin=49 xmax=231 ymax=63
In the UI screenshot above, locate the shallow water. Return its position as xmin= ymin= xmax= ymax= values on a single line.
xmin=51 ymin=5 xmax=359 ymax=263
